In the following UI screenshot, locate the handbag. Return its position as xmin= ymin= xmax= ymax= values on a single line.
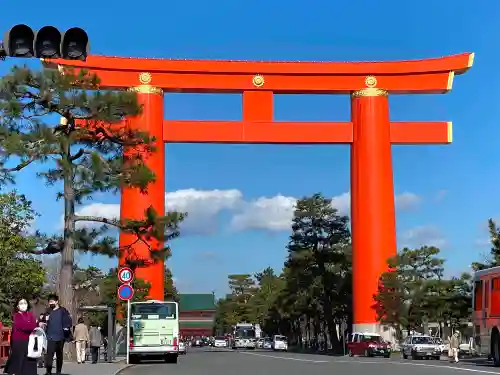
xmin=28 ymin=328 xmax=47 ymax=359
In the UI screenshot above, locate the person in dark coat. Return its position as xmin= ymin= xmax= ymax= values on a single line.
xmin=44 ymin=294 xmax=72 ymax=375
xmin=4 ymin=298 xmax=38 ymax=375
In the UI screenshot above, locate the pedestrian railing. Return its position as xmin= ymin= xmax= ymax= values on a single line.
xmin=0 ymin=327 xmax=11 ymax=367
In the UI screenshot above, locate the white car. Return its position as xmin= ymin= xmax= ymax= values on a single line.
xmin=272 ymin=335 xmax=288 ymax=351
xmin=214 ymin=336 xmax=228 ymax=348
xmin=433 ymin=338 xmax=447 ymax=354
xmin=263 ymin=338 xmax=272 ymax=349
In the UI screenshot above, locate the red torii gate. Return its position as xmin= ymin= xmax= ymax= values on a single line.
xmin=47 ymin=52 xmax=473 ymax=332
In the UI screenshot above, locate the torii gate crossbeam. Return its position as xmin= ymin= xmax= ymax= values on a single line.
xmin=46 ymin=52 xmax=473 ymax=333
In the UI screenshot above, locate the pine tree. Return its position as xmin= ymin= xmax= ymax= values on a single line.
xmin=0 ymin=66 xmax=185 ymax=317
xmin=285 ymin=193 xmax=351 ymax=352
xmin=472 ymin=218 xmax=500 ymax=270
xmin=373 ymin=246 xmax=445 ymax=334
xmin=164 ymin=267 xmax=178 ymax=301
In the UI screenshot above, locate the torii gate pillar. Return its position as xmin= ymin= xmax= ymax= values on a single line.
xmin=351 ymin=87 xmax=395 ymax=332
xmin=47 ymin=52 xmax=473 ymax=331
xmin=119 ymin=84 xmax=165 ymax=299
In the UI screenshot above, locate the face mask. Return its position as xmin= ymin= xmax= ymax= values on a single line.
xmin=18 ymin=304 xmax=27 ymax=312
xmin=49 ymin=303 xmax=56 ymax=309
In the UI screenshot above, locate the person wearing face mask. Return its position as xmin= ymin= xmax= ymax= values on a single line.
xmin=44 ymin=294 xmax=72 ymax=375
xmin=4 ymin=298 xmax=37 ymax=375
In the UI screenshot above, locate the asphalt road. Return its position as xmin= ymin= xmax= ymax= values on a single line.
xmin=120 ymin=347 xmax=500 ymax=375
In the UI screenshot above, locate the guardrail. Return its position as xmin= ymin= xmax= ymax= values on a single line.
xmin=0 ymin=327 xmax=11 ymax=367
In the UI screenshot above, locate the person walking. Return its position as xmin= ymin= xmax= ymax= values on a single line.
xmin=449 ymin=331 xmax=460 ymax=363
xmin=44 ymin=294 xmax=72 ymax=375
xmin=88 ymin=325 xmax=102 ymax=364
xmin=73 ymin=318 xmax=89 ymax=364
xmin=4 ymin=298 xmax=38 ymax=375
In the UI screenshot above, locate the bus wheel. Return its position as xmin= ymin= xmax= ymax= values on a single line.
xmin=128 ymin=355 xmax=140 ymax=364
xmin=164 ymin=354 xmax=178 ymax=364
xmin=493 ymin=329 xmax=500 ymax=367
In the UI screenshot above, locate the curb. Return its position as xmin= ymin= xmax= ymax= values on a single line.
xmin=114 ymin=364 xmax=134 ymax=375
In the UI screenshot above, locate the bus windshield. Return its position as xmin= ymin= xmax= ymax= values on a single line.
xmin=235 ymin=328 xmax=255 ymax=338
xmin=131 ymin=302 xmax=177 ymax=319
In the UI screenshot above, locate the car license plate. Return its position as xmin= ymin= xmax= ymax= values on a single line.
xmin=161 ymin=339 xmax=169 ymax=345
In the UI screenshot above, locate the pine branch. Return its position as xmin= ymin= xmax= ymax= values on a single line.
xmin=2 ymin=155 xmax=37 ymax=172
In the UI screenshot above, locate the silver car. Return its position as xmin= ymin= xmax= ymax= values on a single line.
xmin=401 ymin=335 xmax=441 ymax=360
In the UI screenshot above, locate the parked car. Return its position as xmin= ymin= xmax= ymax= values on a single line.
xmin=432 ymin=337 xmax=448 ymax=355
xmin=401 ymin=335 xmax=441 ymax=360
xmin=272 ymin=335 xmax=288 ymax=351
xmin=347 ymin=332 xmax=391 ymax=358
xmin=214 ymin=336 xmax=228 ymax=348
xmin=257 ymin=338 xmax=264 ymax=348
xmin=192 ymin=338 xmax=204 ymax=347
xmin=263 ymin=337 xmax=272 ymax=349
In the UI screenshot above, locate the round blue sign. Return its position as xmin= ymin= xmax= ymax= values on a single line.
xmin=118 ymin=284 xmax=134 ymax=301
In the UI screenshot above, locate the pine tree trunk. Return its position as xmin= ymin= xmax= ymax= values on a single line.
xmin=60 ymin=143 xmax=77 ymax=361
xmin=318 ymin=263 xmax=341 ymax=353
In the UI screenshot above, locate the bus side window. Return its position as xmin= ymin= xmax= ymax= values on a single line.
xmin=485 ymin=280 xmax=490 ymax=309
xmin=474 ymin=280 xmax=483 ymax=311
xmin=491 ymin=277 xmax=500 ymax=316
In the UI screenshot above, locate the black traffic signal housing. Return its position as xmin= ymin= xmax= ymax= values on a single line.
xmin=3 ymin=24 xmax=89 ymax=60
xmin=4 ymin=24 xmax=34 ymax=57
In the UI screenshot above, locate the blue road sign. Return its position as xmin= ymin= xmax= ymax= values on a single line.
xmin=118 ymin=283 xmax=134 ymax=301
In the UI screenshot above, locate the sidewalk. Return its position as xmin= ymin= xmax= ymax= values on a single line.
xmin=37 ymin=360 xmax=130 ymax=375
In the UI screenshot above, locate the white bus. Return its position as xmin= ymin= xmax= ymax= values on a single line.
xmin=232 ymin=323 xmax=256 ymax=349
xmin=128 ymin=300 xmax=180 ymax=364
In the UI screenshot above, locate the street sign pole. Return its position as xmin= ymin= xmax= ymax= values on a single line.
xmin=117 ymin=267 xmax=134 ymax=365
xmin=126 ymin=298 xmax=131 ymax=364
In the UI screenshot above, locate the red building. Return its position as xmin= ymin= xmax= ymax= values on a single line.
xmin=179 ymin=294 xmax=216 ymax=338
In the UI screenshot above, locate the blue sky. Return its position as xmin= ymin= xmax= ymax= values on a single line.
xmin=0 ymin=0 xmax=498 ymax=296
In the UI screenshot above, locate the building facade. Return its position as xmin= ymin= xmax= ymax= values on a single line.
xmin=179 ymin=294 xmax=216 ymax=338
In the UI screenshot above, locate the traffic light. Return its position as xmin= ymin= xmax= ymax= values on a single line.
xmin=3 ymin=24 xmax=89 ymax=60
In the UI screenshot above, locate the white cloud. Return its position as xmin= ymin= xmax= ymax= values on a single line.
xmin=165 ymin=189 xmax=242 ymax=234
xmin=69 ymin=189 xmax=421 ymax=234
xmin=395 ymin=192 xmax=421 ymax=211
xmin=231 ymin=195 xmax=296 ymax=231
xmin=398 ymin=225 xmax=447 ymax=249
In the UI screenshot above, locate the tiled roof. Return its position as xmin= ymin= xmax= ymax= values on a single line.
xmin=178 ymin=294 xmax=216 ymax=312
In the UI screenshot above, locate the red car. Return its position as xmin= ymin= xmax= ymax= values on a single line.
xmin=347 ymin=332 xmax=391 ymax=358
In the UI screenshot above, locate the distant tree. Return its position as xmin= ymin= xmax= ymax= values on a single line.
xmin=284 ymin=193 xmax=351 ymax=352
xmin=373 ymin=246 xmax=446 ymax=336
xmin=164 ymin=267 xmax=178 ymax=301
xmin=0 ymin=66 xmax=185 ymax=317
xmin=0 ymin=191 xmax=46 ymax=324
xmin=251 ymin=267 xmax=284 ymax=328
xmin=422 ymin=273 xmax=472 ymax=333
xmin=214 ymin=297 xmax=240 ymax=334
xmin=228 ymin=274 xmax=256 ymax=303
xmin=472 ymin=218 xmax=500 ymax=270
